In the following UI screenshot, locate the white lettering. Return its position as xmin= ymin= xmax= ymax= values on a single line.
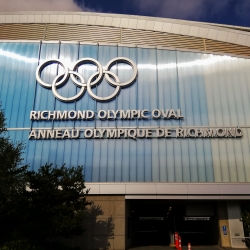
xmin=84 ymin=129 xmax=93 ymax=138
xmin=141 ymin=110 xmax=149 ymax=119
xmin=30 ymin=111 xmax=37 ymax=120
xmin=62 ymin=129 xmax=71 ymax=139
xmin=77 ymin=110 xmax=86 ymax=120
xmin=146 ymin=129 xmax=152 ymax=138
xmin=161 ymin=109 xmax=169 ymax=119
xmin=48 ymin=111 xmax=56 ymax=120
xmin=156 ymin=129 xmax=165 ymax=138
xmin=46 ymin=130 xmax=55 ymax=139
xmin=56 ymin=130 xmax=62 ymax=139
xmin=28 ymin=130 xmax=37 ymax=139
xmin=41 ymin=111 xmax=48 ymax=120
xmin=37 ymin=129 xmax=46 ymax=139
xmin=68 ymin=110 xmax=77 ymax=120
xmin=120 ymin=110 xmax=130 ymax=119
xmin=57 ymin=110 xmax=68 ymax=120
xmin=72 ymin=129 xmax=80 ymax=138
xmin=128 ymin=129 xmax=136 ymax=140
xmin=107 ymin=129 xmax=117 ymax=138
xmin=86 ymin=110 xmax=95 ymax=120
xmin=152 ymin=109 xmax=161 ymax=119
xmin=98 ymin=110 xmax=107 ymax=119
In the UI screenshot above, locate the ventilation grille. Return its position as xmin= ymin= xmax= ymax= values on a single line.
xmin=0 ymin=23 xmax=249 ymax=57
xmin=0 ymin=23 xmax=45 ymax=40
xmin=122 ymin=28 xmax=205 ymax=51
xmin=45 ymin=24 xmax=121 ymax=43
xmin=205 ymin=39 xmax=250 ymax=56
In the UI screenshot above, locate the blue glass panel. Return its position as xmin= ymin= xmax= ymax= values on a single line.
xmin=116 ymin=46 xmax=137 ymax=127
xmin=121 ymin=140 xmax=130 ymax=182
xmin=181 ymin=139 xmax=190 ymax=182
xmin=165 ymin=139 xmax=175 ymax=182
xmin=33 ymin=43 xmax=59 ymax=128
xmin=241 ymin=129 xmax=250 ymax=182
xmin=5 ymin=44 xmax=250 ymax=184
xmin=0 ymin=43 xmax=16 ymax=126
xmin=107 ymin=139 xmax=116 ymax=182
xmin=177 ymin=51 xmax=209 ymax=126
xmin=75 ymin=45 xmax=98 ymax=128
xmin=54 ymin=43 xmax=78 ymax=128
xmin=137 ymin=48 xmax=158 ymax=127
xmin=157 ymin=49 xmax=179 ymax=127
xmin=0 ymin=43 xmax=39 ymax=128
xmin=129 ymin=139 xmax=137 ymax=182
xmin=203 ymin=54 xmax=250 ymax=127
xmin=114 ymin=140 xmax=123 ymax=182
xmin=96 ymin=46 xmax=117 ymax=128
xmin=174 ymin=139 xmax=183 ymax=182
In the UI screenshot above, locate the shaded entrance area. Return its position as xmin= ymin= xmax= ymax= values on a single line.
xmin=126 ymin=200 xmax=219 ymax=248
xmin=128 ymin=246 xmax=236 ymax=250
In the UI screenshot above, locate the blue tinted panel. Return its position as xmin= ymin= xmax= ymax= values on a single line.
xmin=75 ymin=45 xmax=98 ymax=128
xmin=54 ymin=43 xmax=79 ymax=128
xmin=96 ymin=46 xmax=117 ymax=128
xmin=0 ymin=43 xmax=39 ymax=128
xmin=157 ymin=49 xmax=179 ymax=127
xmin=117 ymin=46 xmax=137 ymax=127
xmin=137 ymin=48 xmax=158 ymax=127
xmin=33 ymin=43 xmax=59 ymax=128
xmin=177 ymin=51 xmax=209 ymax=126
xmin=4 ymin=42 xmax=250 ymax=183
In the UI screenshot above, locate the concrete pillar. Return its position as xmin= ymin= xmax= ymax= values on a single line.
xmin=218 ymin=202 xmax=231 ymax=247
xmin=68 ymin=195 xmax=126 ymax=250
xmin=227 ymin=201 xmax=246 ymax=248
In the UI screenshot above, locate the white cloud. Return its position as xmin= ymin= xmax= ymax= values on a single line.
xmin=0 ymin=0 xmax=94 ymax=12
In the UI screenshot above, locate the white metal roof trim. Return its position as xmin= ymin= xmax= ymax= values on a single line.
xmin=0 ymin=12 xmax=249 ymax=47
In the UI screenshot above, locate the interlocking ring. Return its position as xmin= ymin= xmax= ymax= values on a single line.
xmin=105 ymin=57 xmax=137 ymax=87
xmin=36 ymin=57 xmax=138 ymax=102
xmin=36 ymin=59 xmax=69 ymax=88
xmin=87 ymin=71 xmax=120 ymax=102
xmin=70 ymin=58 xmax=103 ymax=87
xmin=52 ymin=71 xmax=86 ymax=103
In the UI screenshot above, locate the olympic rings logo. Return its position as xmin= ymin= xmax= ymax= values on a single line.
xmin=36 ymin=57 xmax=137 ymax=102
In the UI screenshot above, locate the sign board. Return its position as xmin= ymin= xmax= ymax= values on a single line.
xmin=184 ymin=217 xmax=210 ymax=221
xmin=139 ymin=217 xmax=164 ymax=221
xmin=28 ymin=57 xmax=244 ymax=141
xmin=223 ymin=226 xmax=227 ymax=235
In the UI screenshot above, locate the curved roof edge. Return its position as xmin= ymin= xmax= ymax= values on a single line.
xmin=0 ymin=11 xmax=250 ymax=47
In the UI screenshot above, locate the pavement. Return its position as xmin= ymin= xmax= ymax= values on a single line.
xmin=128 ymin=246 xmax=248 ymax=250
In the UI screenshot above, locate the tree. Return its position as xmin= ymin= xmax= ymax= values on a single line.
xmin=0 ymin=106 xmax=28 ymax=245
xmin=22 ymin=164 xmax=91 ymax=249
xmin=0 ymin=107 xmax=91 ymax=250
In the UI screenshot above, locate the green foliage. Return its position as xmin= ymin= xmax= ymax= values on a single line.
xmin=22 ymin=164 xmax=91 ymax=248
xmin=0 ymin=106 xmax=29 ymax=244
xmin=0 ymin=107 xmax=90 ymax=249
xmin=242 ymin=210 xmax=250 ymax=234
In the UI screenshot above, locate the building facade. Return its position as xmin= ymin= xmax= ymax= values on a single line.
xmin=1 ymin=11 xmax=250 ymax=249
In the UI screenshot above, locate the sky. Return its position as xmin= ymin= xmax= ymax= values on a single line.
xmin=0 ymin=0 xmax=249 ymax=27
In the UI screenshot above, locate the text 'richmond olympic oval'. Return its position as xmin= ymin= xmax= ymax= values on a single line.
xmin=30 ymin=109 xmax=184 ymax=120
xmin=36 ymin=57 xmax=137 ymax=102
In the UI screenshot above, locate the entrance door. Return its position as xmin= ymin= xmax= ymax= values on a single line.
xmin=130 ymin=200 xmax=174 ymax=246
xmin=128 ymin=200 xmax=219 ymax=247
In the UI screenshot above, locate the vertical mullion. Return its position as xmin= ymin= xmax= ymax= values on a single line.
xmin=31 ymin=41 xmax=42 ymax=130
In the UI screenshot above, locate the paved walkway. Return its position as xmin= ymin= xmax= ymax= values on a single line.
xmin=129 ymin=246 xmax=248 ymax=250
